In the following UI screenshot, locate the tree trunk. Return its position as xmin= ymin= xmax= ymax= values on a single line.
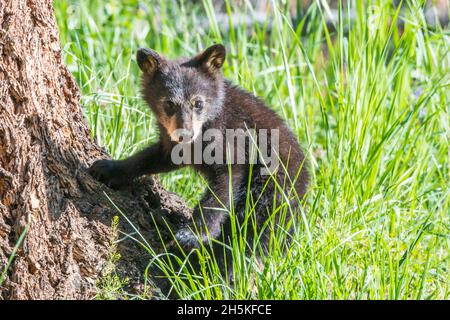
xmin=0 ymin=0 xmax=190 ymax=299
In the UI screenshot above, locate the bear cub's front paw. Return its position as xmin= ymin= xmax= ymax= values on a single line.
xmin=87 ymin=159 xmax=129 ymax=189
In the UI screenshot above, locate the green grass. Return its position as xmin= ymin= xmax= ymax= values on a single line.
xmin=55 ymin=0 xmax=449 ymax=299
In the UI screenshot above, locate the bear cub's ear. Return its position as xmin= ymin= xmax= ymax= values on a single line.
xmin=136 ymin=48 xmax=165 ymax=75
xmin=188 ymin=44 xmax=226 ymax=73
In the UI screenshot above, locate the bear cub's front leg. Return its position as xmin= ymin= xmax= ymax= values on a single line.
xmin=87 ymin=142 xmax=176 ymax=189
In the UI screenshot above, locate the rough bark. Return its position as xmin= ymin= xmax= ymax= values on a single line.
xmin=0 ymin=0 xmax=190 ymax=299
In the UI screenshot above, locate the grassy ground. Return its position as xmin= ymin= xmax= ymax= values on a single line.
xmin=54 ymin=0 xmax=449 ymax=299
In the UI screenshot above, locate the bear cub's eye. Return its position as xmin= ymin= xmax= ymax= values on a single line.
xmin=164 ymin=101 xmax=176 ymax=115
xmin=194 ymin=100 xmax=204 ymax=111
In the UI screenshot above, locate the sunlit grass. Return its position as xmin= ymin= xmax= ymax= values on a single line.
xmin=55 ymin=0 xmax=449 ymax=299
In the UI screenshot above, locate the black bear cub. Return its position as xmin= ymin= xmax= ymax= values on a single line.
xmin=88 ymin=44 xmax=309 ymax=254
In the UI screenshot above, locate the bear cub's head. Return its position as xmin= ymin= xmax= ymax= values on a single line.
xmin=137 ymin=44 xmax=226 ymax=144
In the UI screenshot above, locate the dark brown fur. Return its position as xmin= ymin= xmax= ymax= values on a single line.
xmin=88 ymin=44 xmax=309 ymax=286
